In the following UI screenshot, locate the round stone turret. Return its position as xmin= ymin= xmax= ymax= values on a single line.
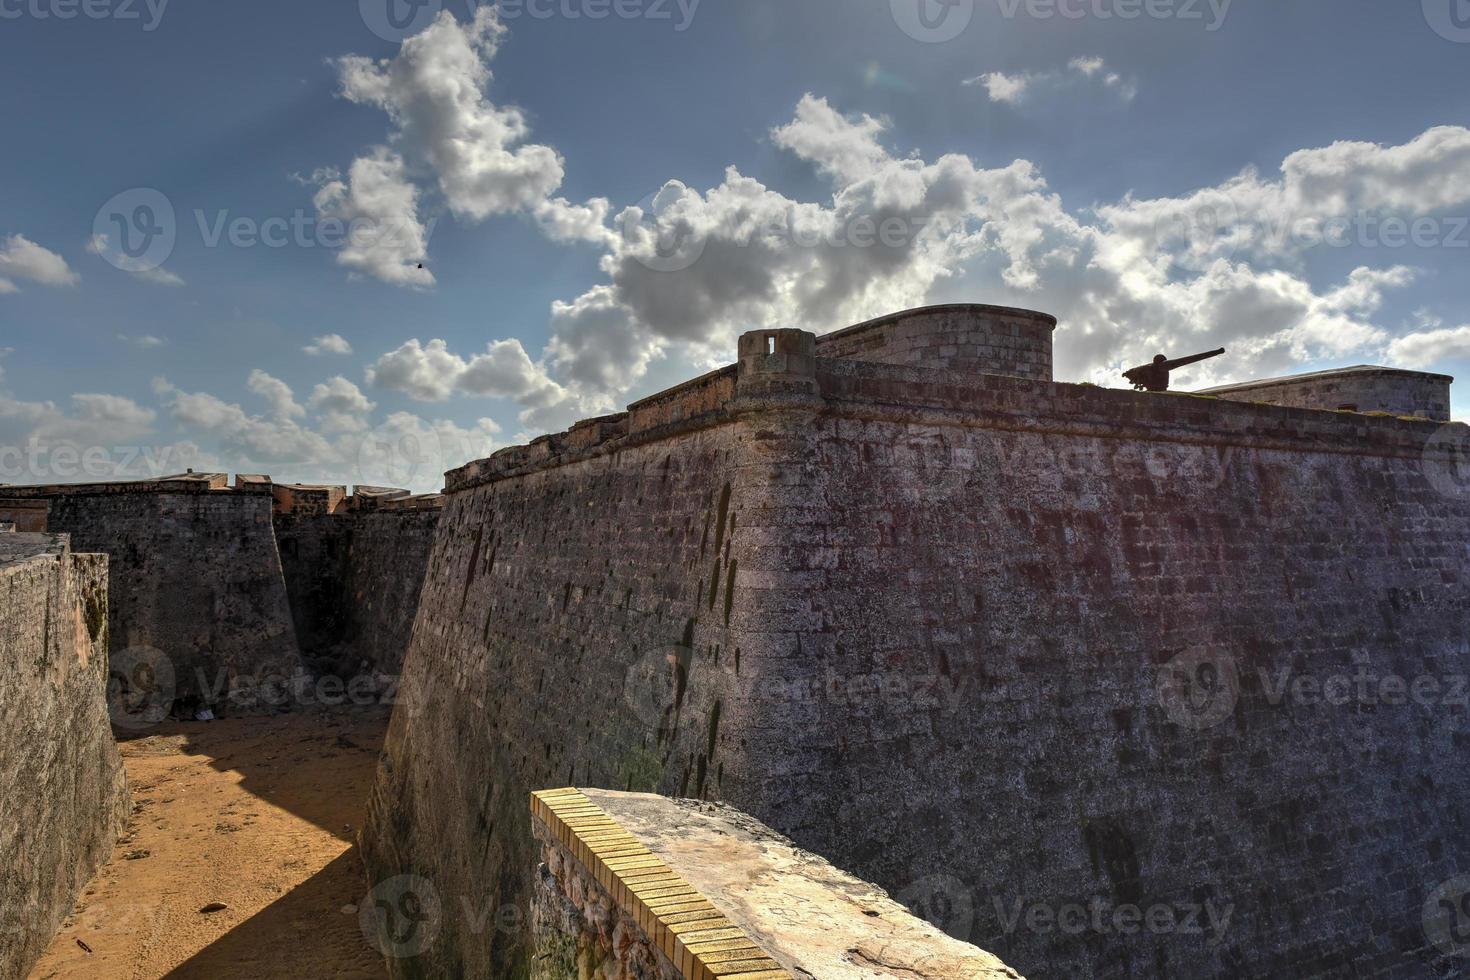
xmin=815 ymin=303 xmax=1056 ymax=380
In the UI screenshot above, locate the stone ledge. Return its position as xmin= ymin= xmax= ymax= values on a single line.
xmin=532 ymin=789 xmax=1026 ymax=980
xmin=532 ymin=789 xmax=791 ymax=979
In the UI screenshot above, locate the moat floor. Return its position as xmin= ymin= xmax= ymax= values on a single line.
xmin=30 ymin=708 xmax=390 ymax=980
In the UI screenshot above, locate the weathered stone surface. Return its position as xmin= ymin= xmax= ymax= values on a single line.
xmin=0 ymin=534 xmax=129 ymax=980
xmin=274 ymin=504 xmax=440 ymax=677
xmin=533 ymin=788 xmax=1024 ymax=979
xmin=816 ymin=304 xmax=1056 ymax=381
xmin=362 ymin=314 xmax=1470 ymax=979
xmin=0 ymin=486 xmax=305 ymax=714
xmin=1198 ymin=364 xmax=1453 ymax=420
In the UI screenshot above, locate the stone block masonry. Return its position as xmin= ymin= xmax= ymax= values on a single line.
xmin=0 ymin=534 xmax=129 ymax=980
xmin=361 ymin=304 xmax=1470 ymax=979
xmin=0 ymin=478 xmax=304 ymax=714
xmin=1198 ymin=364 xmax=1453 ymax=420
xmin=528 ymin=788 xmax=1024 ymax=979
xmin=271 ymin=484 xmax=443 ymax=677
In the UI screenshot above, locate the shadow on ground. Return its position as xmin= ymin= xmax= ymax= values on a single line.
xmin=161 ymin=848 xmax=384 ymax=979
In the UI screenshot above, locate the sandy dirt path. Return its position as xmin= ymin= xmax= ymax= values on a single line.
xmin=30 ymin=708 xmax=390 ymax=980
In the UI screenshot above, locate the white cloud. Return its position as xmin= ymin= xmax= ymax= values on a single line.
xmin=247 ymin=369 xmax=306 ymax=420
xmin=304 ymin=333 xmax=354 ymax=356
xmin=118 ymin=334 xmax=167 ymax=348
xmin=366 ymin=337 xmax=572 ymax=424
xmin=312 ymin=7 xmax=577 ymax=286
xmin=86 ymin=234 xmax=185 ymax=286
xmin=965 ymin=57 xmax=1137 ymax=105
xmin=312 ymin=148 xmax=434 ymax=288
xmin=0 ymin=235 xmax=78 ymax=293
xmin=336 ymin=7 xmax=564 ymax=222
xmin=308 ymin=375 xmax=376 ymax=435
xmin=1387 ymin=323 xmax=1470 ymax=369
xmin=966 ymin=71 xmax=1032 ymax=104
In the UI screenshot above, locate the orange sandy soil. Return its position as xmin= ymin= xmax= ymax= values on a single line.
xmin=30 ymin=708 xmax=391 ymax=980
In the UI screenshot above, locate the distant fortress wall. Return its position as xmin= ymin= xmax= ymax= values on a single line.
xmin=0 ymin=476 xmax=443 ymax=714
xmin=272 ymin=487 xmax=442 ymax=678
xmin=0 ymin=477 xmax=306 ymax=712
xmin=361 ymin=306 xmax=1470 ymax=979
xmin=1199 ymin=365 xmax=1453 ymax=421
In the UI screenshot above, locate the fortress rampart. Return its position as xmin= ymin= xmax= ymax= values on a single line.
xmin=0 ymin=532 xmax=129 ymax=980
xmin=362 ymin=304 xmax=1470 ymax=978
xmin=0 ymin=476 xmax=443 ymax=715
xmin=1199 ymin=364 xmax=1453 ymax=420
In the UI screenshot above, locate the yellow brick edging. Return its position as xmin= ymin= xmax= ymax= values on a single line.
xmin=531 ymin=789 xmax=793 ymax=980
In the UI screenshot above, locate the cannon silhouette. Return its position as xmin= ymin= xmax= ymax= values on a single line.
xmin=1123 ymin=348 xmax=1226 ymax=392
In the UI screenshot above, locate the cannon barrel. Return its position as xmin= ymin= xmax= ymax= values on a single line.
xmin=1158 ymin=348 xmax=1226 ymax=371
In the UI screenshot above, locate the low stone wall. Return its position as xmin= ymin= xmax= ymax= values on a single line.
xmin=0 ymin=534 xmax=129 ymax=980
xmin=528 ymin=789 xmax=1023 ymax=979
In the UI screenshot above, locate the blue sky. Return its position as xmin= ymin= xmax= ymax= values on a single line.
xmin=2 ymin=0 xmax=1469 ymax=491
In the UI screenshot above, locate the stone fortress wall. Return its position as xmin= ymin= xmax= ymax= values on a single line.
xmin=271 ymin=481 xmax=443 ymax=678
xmin=0 ymin=474 xmax=443 ymax=716
xmin=360 ymin=304 xmax=1470 ymax=979
xmin=0 ymin=531 xmax=129 ymax=980
xmin=1198 ymin=365 xmax=1453 ymax=420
